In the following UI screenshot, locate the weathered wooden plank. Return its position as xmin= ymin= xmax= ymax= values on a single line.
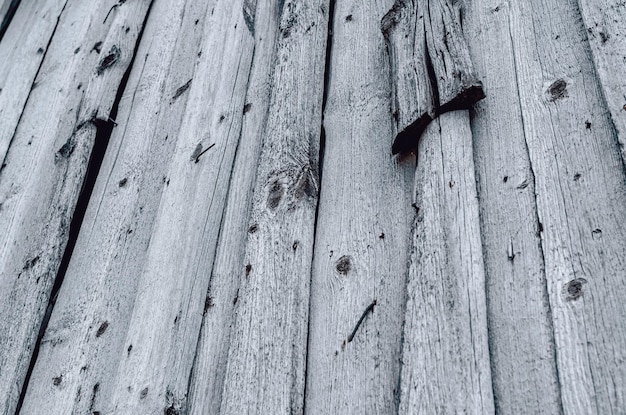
xmin=576 ymin=0 xmax=626 ymax=164
xmin=18 ymin=0 xmax=209 ymax=413
xmin=423 ymin=0 xmax=483 ymax=112
xmin=461 ymin=1 xmax=564 ymax=412
xmin=397 ymin=110 xmax=493 ymax=414
xmin=505 ymin=1 xmax=626 ymax=412
xmin=96 ymin=2 xmax=256 ymax=413
xmin=303 ymin=0 xmax=415 ymax=413
xmin=218 ymin=1 xmax=329 ymax=413
xmin=0 ymin=1 xmax=152 ymax=413
xmin=186 ymin=1 xmax=282 ymax=414
xmin=382 ymin=0 xmax=435 ymax=154
xmin=0 ymin=0 xmax=67 ymax=166
xmin=0 ymin=0 xmax=20 ymax=39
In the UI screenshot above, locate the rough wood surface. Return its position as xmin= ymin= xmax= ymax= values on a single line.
xmin=0 ymin=0 xmax=19 ymax=38
xmin=397 ymin=110 xmax=493 ymax=414
xmin=96 ymin=3 xmax=255 ymax=413
xmin=505 ymin=1 xmax=626 ymax=412
xmin=185 ymin=1 xmax=281 ymax=414
xmin=577 ymin=0 xmax=626 ymax=164
xmin=219 ymin=1 xmax=329 ymax=413
xmin=304 ymin=0 xmax=415 ymax=413
xmin=423 ymin=0 xmax=483 ymax=112
xmin=461 ymin=1 xmax=564 ymax=412
xmin=0 ymin=0 xmax=67 ymax=165
xmin=18 ymin=0 xmax=208 ymax=413
xmin=0 ymin=1 xmax=152 ymax=413
xmin=382 ymin=0 xmax=434 ymax=155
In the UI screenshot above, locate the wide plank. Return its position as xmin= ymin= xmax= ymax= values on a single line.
xmin=304 ymin=0 xmax=415 ymax=413
xmin=397 ymin=111 xmax=493 ymax=414
xmin=507 ymin=0 xmax=626 ymax=412
xmin=462 ymin=0 xmax=564 ymax=412
xmin=219 ymin=1 xmax=330 ymax=413
xmin=18 ymin=0 xmax=209 ymax=413
xmin=0 ymin=1 xmax=152 ymax=413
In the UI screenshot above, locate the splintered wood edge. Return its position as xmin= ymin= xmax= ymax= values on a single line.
xmin=391 ymin=81 xmax=485 ymax=155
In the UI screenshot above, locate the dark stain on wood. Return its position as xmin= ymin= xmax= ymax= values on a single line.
xmin=96 ymin=45 xmax=121 ymax=76
xmin=563 ymin=278 xmax=587 ymax=301
xmin=52 ymin=375 xmax=62 ymax=386
xmin=127 ymin=344 xmax=133 ymax=356
xmin=243 ymin=103 xmax=252 ymax=114
xmin=118 ymin=177 xmax=128 ymax=187
xmin=292 ymin=240 xmax=299 ymax=250
xmin=245 ymin=263 xmax=252 ymax=277
xmin=335 ymin=255 xmax=352 ymax=275
xmin=203 ymin=296 xmax=214 ymax=315
xmin=248 ymin=224 xmax=258 ymax=233
xmin=56 ymin=137 xmax=76 ymax=161
xmin=95 ymin=321 xmax=109 ymax=337
xmin=23 ymin=256 xmax=40 ymax=271
xmin=547 ymin=79 xmax=568 ymax=101
xmin=171 ymin=79 xmax=192 ymax=102
xmin=267 ymin=179 xmax=284 ymax=209
xmin=92 ymin=41 xmax=103 ymax=54
xmin=242 ymin=0 xmax=256 ymax=35
xmin=140 ymin=387 xmax=149 ymax=399
xmin=90 ymin=382 xmax=100 ymax=410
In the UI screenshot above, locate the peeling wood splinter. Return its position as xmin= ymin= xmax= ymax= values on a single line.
xmin=382 ymin=0 xmax=485 ymax=154
xmin=347 ymin=300 xmax=377 ymax=343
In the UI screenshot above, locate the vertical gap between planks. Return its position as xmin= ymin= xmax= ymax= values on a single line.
xmin=302 ymin=0 xmax=335 ymax=413
xmin=13 ymin=2 xmax=156 ymax=413
xmin=0 ymin=0 xmax=20 ymax=42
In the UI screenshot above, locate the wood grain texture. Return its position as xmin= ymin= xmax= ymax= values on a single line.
xmin=18 ymin=0 xmax=208 ymax=413
xmin=397 ymin=110 xmax=493 ymax=414
xmin=0 ymin=0 xmax=20 ymax=39
xmin=576 ymin=0 xmax=626 ymax=164
xmin=382 ymin=0 xmax=435 ymax=154
xmin=0 ymin=0 xmax=67 ymax=166
xmin=462 ymin=1 xmax=564 ymax=412
xmin=423 ymin=0 xmax=483 ymax=112
xmin=0 ymin=1 xmax=152 ymax=413
xmin=303 ymin=0 xmax=415 ymax=413
xmin=186 ymin=1 xmax=281 ymax=414
xmin=506 ymin=1 xmax=626 ymax=412
xmin=98 ymin=2 xmax=255 ymax=413
xmin=218 ymin=1 xmax=329 ymax=413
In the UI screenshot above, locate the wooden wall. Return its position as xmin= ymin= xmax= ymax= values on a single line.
xmin=0 ymin=0 xmax=625 ymax=413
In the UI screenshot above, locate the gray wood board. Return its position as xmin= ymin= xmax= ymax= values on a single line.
xmin=186 ymin=0 xmax=282 ymax=413
xmin=506 ymin=1 xmax=626 ymax=412
xmin=218 ymin=0 xmax=330 ymax=413
xmin=0 ymin=1 xmax=152 ymax=413
xmin=462 ymin=0 xmax=564 ymax=412
xmin=397 ymin=110 xmax=493 ymax=414
xmin=19 ymin=0 xmax=208 ymax=413
xmin=304 ymin=0 xmax=415 ymax=413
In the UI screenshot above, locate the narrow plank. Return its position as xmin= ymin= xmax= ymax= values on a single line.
xmin=186 ymin=1 xmax=282 ymax=414
xmin=382 ymin=0 xmax=435 ymax=154
xmin=103 ymin=2 xmax=257 ymax=413
xmin=219 ymin=1 xmax=330 ymax=413
xmin=462 ymin=0 xmax=564 ymax=412
xmin=303 ymin=0 xmax=415 ymax=413
xmin=506 ymin=0 xmax=626 ymax=412
xmin=0 ymin=1 xmax=152 ymax=413
xmin=576 ymin=0 xmax=626 ymax=163
xmin=0 ymin=0 xmax=67 ymax=165
xmin=19 ymin=0 xmax=209 ymax=413
xmin=397 ymin=111 xmax=493 ymax=413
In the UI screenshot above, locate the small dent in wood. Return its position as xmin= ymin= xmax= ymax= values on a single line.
xmin=592 ymin=228 xmax=602 ymax=239
xmin=52 ymin=375 xmax=63 ymax=386
xmin=204 ymin=296 xmax=214 ymax=315
xmin=266 ymin=178 xmax=284 ymax=210
xmin=23 ymin=256 xmax=40 ymax=271
xmin=574 ymin=173 xmax=581 ymax=181
xmin=127 ymin=344 xmax=133 ymax=355
xmin=248 ymin=224 xmax=258 ymax=233
xmin=37 ymin=47 xmax=44 ymax=54
xmin=243 ymin=103 xmax=252 ymax=114
xmin=292 ymin=240 xmax=299 ymax=250
xmin=171 ymin=79 xmax=192 ymax=102
xmin=74 ymin=47 xmax=80 ymax=54
xmin=345 ymin=14 xmax=353 ymax=22
xmin=140 ymin=387 xmax=149 ymax=399
xmin=245 ymin=263 xmax=252 ymax=277
xmin=335 ymin=255 xmax=352 ymax=275
xmin=563 ymin=278 xmax=587 ymax=301
xmin=585 ymin=121 xmax=592 ymax=129
xmin=118 ymin=177 xmax=128 ymax=187
xmin=503 ymin=176 xmax=508 ymax=183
